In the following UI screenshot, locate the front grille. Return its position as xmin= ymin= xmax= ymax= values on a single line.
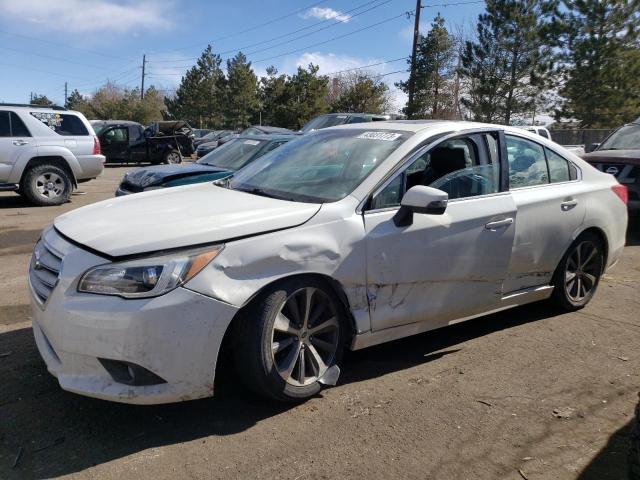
xmin=29 ymin=239 xmax=63 ymax=304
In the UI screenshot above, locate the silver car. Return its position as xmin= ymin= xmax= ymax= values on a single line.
xmin=30 ymin=121 xmax=627 ymax=403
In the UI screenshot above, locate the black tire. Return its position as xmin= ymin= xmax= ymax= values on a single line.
xmin=163 ymin=149 xmax=182 ymax=164
xmin=20 ymin=164 xmax=72 ymax=206
xmin=233 ymin=277 xmax=348 ymax=402
xmin=550 ymin=231 xmax=604 ymax=311
xmin=630 ymin=396 xmax=640 ymax=480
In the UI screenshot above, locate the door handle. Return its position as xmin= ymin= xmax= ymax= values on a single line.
xmin=12 ymin=139 xmax=28 ymax=146
xmin=561 ymin=199 xmax=578 ymax=211
xmin=485 ymin=218 xmax=514 ymax=230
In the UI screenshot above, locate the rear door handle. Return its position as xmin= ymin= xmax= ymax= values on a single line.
xmin=12 ymin=140 xmax=28 ymax=146
xmin=561 ymin=199 xmax=578 ymax=211
xmin=485 ymin=218 xmax=514 ymax=230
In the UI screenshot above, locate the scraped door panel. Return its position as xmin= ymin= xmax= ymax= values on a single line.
xmin=502 ymin=183 xmax=586 ymax=292
xmin=364 ymin=193 xmax=517 ymax=332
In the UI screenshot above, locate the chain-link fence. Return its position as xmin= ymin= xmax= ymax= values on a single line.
xmin=549 ymin=129 xmax=613 ymax=150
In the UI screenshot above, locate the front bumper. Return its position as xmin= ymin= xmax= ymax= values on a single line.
xmin=30 ymin=228 xmax=239 ymax=404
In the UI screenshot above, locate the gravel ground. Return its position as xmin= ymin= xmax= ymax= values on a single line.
xmin=0 ymin=166 xmax=638 ymax=480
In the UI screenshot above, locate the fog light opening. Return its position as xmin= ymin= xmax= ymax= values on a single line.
xmin=98 ymin=358 xmax=167 ymax=386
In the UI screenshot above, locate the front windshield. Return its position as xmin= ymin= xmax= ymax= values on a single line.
xmin=300 ymin=115 xmax=349 ymax=133
xmin=197 ymin=138 xmax=267 ymax=170
xmin=599 ymin=124 xmax=640 ymax=150
xmin=230 ymin=129 xmax=410 ymax=203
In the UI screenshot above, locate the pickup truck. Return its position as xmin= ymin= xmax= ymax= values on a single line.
xmin=91 ymin=120 xmax=195 ymax=164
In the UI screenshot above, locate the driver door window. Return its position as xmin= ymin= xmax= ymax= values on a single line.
xmin=104 ymin=127 xmax=128 ymax=143
xmin=370 ymin=133 xmax=501 ymax=210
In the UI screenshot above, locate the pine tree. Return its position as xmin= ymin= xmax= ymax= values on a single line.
xmin=555 ymin=0 xmax=640 ymax=127
xmin=258 ymin=67 xmax=288 ymax=126
xmin=30 ymin=94 xmax=53 ymax=106
xmin=164 ymin=45 xmax=226 ymax=128
xmin=459 ymin=0 xmax=554 ymax=124
xmin=225 ymin=52 xmax=259 ymax=129
xmin=330 ymin=71 xmax=391 ymax=114
xmin=397 ymin=14 xmax=457 ymax=119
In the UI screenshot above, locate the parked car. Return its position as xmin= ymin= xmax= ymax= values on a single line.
xmin=581 ymin=118 xmax=639 ymax=212
xmin=300 ymin=112 xmax=389 ymax=133
xmin=116 ymin=134 xmax=294 ymax=195
xmin=196 ymin=131 xmax=238 ymax=158
xmin=193 ymin=129 xmax=233 ymax=148
xmin=92 ymin=120 xmax=195 ymax=164
xmin=241 ymin=125 xmax=294 ymax=136
xmin=30 ymin=121 xmax=627 ymax=404
xmin=522 ymin=126 xmax=552 ymax=140
xmin=193 ymin=128 xmax=215 ymax=139
xmin=0 ymin=103 xmax=104 ymax=206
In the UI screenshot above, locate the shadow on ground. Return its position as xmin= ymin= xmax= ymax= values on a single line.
xmin=0 ymin=302 xmax=564 ymax=479
xmin=578 ymin=419 xmax=633 ymax=480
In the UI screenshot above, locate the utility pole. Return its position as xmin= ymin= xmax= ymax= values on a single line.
xmin=64 ymin=82 xmax=68 ymax=106
xmin=29 ymin=92 xmax=33 ymax=103
xmin=408 ymin=0 xmax=421 ymax=119
xmin=141 ymin=54 xmax=146 ymax=100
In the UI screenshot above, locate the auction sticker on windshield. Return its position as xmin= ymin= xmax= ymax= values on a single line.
xmin=243 ymin=140 xmax=260 ymax=145
xmin=357 ymin=132 xmax=402 ymax=141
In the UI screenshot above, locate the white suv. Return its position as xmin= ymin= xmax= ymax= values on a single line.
xmin=0 ymin=104 xmax=105 ymax=206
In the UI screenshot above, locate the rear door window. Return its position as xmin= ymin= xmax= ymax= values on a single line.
xmin=545 ymin=148 xmax=571 ymax=183
xmin=30 ymin=112 xmax=89 ymax=136
xmin=506 ymin=135 xmax=549 ymax=188
xmin=10 ymin=112 xmax=31 ymax=137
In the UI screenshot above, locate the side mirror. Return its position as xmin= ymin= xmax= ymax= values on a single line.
xmin=589 ymin=142 xmax=600 ymax=152
xmin=393 ymin=186 xmax=448 ymax=227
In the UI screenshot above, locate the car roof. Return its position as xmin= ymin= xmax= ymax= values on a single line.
xmin=247 ymin=125 xmax=293 ymax=133
xmin=322 ymin=112 xmax=387 ymax=118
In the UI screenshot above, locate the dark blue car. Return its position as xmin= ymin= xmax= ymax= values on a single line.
xmin=116 ymin=134 xmax=293 ymax=196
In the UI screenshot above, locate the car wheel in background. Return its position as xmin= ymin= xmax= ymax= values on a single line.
xmin=163 ymin=149 xmax=182 ymax=164
xmin=550 ymin=231 xmax=604 ymax=311
xmin=20 ymin=164 xmax=72 ymax=206
xmin=233 ymin=277 xmax=348 ymax=402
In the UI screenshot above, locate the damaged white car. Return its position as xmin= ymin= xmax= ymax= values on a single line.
xmin=29 ymin=121 xmax=628 ymax=404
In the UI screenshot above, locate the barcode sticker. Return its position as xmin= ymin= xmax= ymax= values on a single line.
xmin=357 ymin=132 xmax=402 ymax=141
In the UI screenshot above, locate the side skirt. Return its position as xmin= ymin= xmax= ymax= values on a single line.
xmin=350 ymin=285 xmax=554 ymax=350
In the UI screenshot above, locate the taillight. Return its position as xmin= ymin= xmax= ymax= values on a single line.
xmin=93 ymin=135 xmax=101 ymax=155
xmin=611 ymin=184 xmax=628 ymax=204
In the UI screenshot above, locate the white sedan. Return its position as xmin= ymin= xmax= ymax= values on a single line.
xmin=29 ymin=121 xmax=628 ymax=404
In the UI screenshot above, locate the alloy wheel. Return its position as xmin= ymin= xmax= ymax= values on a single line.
xmin=35 ymin=172 xmax=64 ymax=198
xmin=564 ymin=240 xmax=602 ymax=302
xmin=271 ymin=287 xmax=340 ymax=387
xmin=166 ymin=152 xmax=181 ymax=164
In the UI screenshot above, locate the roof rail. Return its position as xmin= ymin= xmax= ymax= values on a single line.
xmin=0 ymin=103 xmax=67 ymax=111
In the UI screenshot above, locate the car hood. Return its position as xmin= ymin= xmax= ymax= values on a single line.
xmin=124 ymin=163 xmax=230 ymax=187
xmin=581 ymin=150 xmax=640 ymax=166
xmin=54 ymin=184 xmax=321 ymax=257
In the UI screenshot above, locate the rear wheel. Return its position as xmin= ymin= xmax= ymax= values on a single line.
xmin=233 ymin=277 xmax=347 ymax=402
xmin=550 ymin=232 xmax=604 ymax=310
xmin=163 ymin=149 xmax=182 ymax=164
xmin=20 ymin=164 xmax=72 ymax=206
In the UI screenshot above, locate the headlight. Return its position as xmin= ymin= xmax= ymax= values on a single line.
xmin=78 ymin=246 xmax=223 ymax=298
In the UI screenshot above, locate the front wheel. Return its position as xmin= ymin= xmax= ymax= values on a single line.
xmin=550 ymin=232 xmax=604 ymax=310
xmin=234 ymin=278 xmax=347 ymax=402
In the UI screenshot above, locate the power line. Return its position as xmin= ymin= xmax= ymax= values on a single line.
xmin=149 ymin=0 xmax=389 ymax=64
xmin=163 ymin=0 xmax=332 ymax=53
xmin=252 ymin=9 xmax=413 ymax=64
xmin=0 ymin=28 xmax=131 ymax=61
xmin=0 ymin=45 xmax=112 ymax=70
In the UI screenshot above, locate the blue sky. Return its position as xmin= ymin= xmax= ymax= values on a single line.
xmin=0 ymin=0 xmax=486 ymax=112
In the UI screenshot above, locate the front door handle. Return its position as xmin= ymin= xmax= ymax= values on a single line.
xmin=485 ymin=218 xmax=514 ymax=230
xmin=561 ymin=199 xmax=578 ymax=211
xmin=12 ymin=139 xmax=28 ymax=146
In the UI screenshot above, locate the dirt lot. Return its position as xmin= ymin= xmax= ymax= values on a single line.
xmin=1 ymin=166 xmax=639 ymax=480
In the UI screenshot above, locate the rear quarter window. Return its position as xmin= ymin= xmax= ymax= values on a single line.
xmin=30 ymin=112 xmax=89 ymax=136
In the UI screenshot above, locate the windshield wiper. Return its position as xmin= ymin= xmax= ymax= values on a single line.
xmin=236 ymin=186 xmax=296 ymax=201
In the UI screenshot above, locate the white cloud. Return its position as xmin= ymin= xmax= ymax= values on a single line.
xmin=291 ymin=52 xmax=383 ymax=76
xmin=303 ymin=7 xmax=351 ymax=23
xmin=0 ymin=0 xmax=173 ymax=34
